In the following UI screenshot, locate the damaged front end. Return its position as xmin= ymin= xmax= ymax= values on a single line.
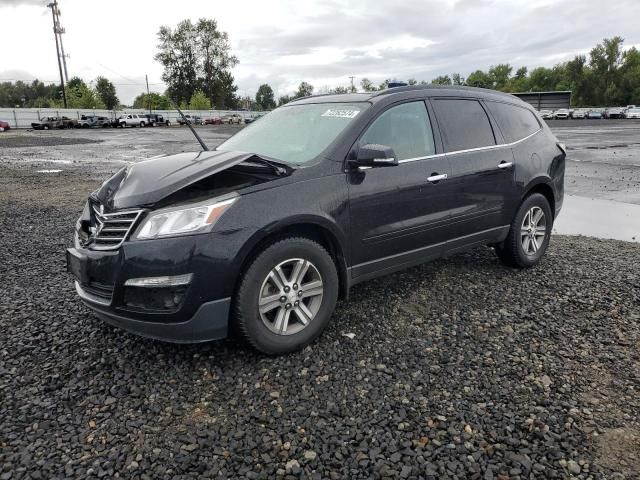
xmin=68 ymin=149 xmax=293 ymax=342
xmin=76 ymin=149 xmax=291 ymax=250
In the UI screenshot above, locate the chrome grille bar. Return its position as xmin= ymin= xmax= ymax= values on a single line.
xmin=90 ymin=204 xmax=143 ymax=250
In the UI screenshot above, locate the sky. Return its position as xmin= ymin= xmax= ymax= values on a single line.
xmin=1 ymin=0 xmax=639 ymax=105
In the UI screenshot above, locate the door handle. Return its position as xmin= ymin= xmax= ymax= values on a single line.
xmin=498 ymin=161 xmax=513 ymax=169
xmin=427 ymin=173 xmax=448 ymax=183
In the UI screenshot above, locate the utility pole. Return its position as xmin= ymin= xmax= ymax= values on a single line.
xmin=349 ymin=76 xmax=356 ymax=93
xmin=47 ymin=1 xmax=67 ymax=108
xmin=146 ymin=74 xmax=151 ymax=115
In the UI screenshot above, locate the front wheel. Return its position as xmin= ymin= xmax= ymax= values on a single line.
xmin=496 ymin=193 xmax=553 ymax=268
xmin=233 ymin=237 xmax=339 ymax=355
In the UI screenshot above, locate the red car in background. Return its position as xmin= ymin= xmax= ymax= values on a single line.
xmin=0 ymin=120 xmax=10 ymax=131
xmin=204 ymin=116 xmax=223 ymax=125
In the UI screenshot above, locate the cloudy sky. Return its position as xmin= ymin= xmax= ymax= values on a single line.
xmin=1 ymin=0 xmax=639 ymax=104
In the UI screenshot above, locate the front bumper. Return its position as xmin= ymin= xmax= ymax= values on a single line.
xmin=66 ymin=230 xmax=242 ymax=343
xmin=76 ymin=282 xmax=230 ymax=343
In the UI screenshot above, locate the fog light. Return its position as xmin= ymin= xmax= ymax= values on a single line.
xmin=124 ymin=273 xmax=193 ymax=288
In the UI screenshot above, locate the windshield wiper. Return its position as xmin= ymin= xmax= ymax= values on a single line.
xmin=241 ymin=155 xmax=291 ymax=176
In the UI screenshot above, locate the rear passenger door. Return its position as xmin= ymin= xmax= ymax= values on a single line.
xmin=431 ymin=98 xmax=516 ymax=237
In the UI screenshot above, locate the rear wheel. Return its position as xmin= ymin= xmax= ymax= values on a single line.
xmin=233 ymin=237 xmax=339 ymax=355
xmin=496 ymin=193 xmax=552 ymax=268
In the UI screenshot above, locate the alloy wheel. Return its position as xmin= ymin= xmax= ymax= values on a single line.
xmin=258 ymin=258 xmax=324 ymax=335
xmin=520 ymin=206 xmax=547 ymax=255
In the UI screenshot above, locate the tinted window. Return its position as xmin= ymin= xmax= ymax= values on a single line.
xmin=360 ymin=101 xmax=435 ymax=160
xmin=486 ymin=101 xmax=540 ymax=143
xmin=432 ymin=99 xmax=495 ymax=152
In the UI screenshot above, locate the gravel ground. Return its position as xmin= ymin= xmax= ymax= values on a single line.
xmin=1 ymin=165 xmax=639 ymax=479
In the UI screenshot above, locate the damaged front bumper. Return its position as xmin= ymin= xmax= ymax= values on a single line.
xmin=66 ymin=231 xmax=236 ymax=343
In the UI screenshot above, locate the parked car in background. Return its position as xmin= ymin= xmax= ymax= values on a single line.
xmin=205 ymin=116 xmax=223 ymax=125
xmin=587 ymin=110 xmax=603 ymax=119
xmin=31 ymin=116 xmax=64 ymax=130
xmin=571 ymin=109 xmax=586 ymax=119
xmin=141 ymin=113 xmax=170 ymax=126
xmin=118 ymin=114 xmax=147 ymax=128
xmin=178 ymin=115 xmax=203 ymax=125
xmin=67 ymin=86 xmax=566 ymax=354
xmin=539 ymin=109 xmax=554 ymax=120
xmin=222 ymin=113 xmax=243 ymax=124
xmin=0 ymin=120 xmax=10 ymax=131
xmin=626 ymin=107 xmax=640 ymax=119
xmin=553 ymin=109 xmax=570 ymax=119
xmin=60 ymin=116 xmax=78 ymax=128
xmin=604 ymin=107 xmax=625 ymax=119
xmin=244 ymin=113 xmax=266 ymax=124
xmin=78 ymin=115 xmax=111 ymax=128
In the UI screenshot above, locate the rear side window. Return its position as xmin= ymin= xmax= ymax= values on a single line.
xmin=486 ymin=101 xmax=540 ymax=143
xmin=360 ymin=101 xmax=435 ymax=160
xmin=432 ymin=99 xmax=495 ymax=152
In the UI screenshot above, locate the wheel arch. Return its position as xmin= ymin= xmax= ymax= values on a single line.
xmin=522 ymin=178 xmax=556 ymax=219
xmin=233 ymin=217 xmax=350 ymax=301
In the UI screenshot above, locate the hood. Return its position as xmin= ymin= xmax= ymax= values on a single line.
xmin=94 ymin=150 xmax=263 ymax=210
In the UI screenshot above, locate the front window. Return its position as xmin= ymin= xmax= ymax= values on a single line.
xmin=217 ymin=102 xmax=368 ymax=165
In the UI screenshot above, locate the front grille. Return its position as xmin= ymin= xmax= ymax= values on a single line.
xmin=83 ymin=281 xmax=114 ymax=301
xmin=89 ymin=204 xmax=143 ymax=250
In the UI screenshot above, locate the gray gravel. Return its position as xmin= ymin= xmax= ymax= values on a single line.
xmin=1 ymin=166 xmax=639 ymax=479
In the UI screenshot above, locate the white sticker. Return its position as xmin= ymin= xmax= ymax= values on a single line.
xmin=321 ymin=109 xmax=360 ymax=119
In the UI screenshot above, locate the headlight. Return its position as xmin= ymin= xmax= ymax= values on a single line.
xmin=133 ymin=197 xmax=237 ymax=240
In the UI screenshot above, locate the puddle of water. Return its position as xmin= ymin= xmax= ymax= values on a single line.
xmin=553 ymin=195 xmax=640 ymax=243
xmin=36 ymin=169 xmax=62 ymax=173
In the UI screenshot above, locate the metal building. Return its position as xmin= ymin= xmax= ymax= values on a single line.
xmin=512 ymin=91 xmax=571 ymax=111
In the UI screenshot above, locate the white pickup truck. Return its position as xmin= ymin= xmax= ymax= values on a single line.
xmin=117 ymin=114 xmax=147 ymax=128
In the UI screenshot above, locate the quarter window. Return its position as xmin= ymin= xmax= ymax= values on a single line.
xmin=486 ymin=101 xmax=541 ymax=143
xmin=360 ymin=101 xmax=435 ymax=160
xmin=432 ymin=99 xmax=496 ymax=152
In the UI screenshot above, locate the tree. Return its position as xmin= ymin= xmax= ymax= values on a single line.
xmin=488 ymin=64 xmax=513 ymax=90
xmin=155 ymin=18 xmax=239 ymax=105
xmin=278 ymin=95 xmax=292 ymax=106
xmin=466 ymin=70 xmax=492 ymax=88
xmin=329 ymin=86 xmax=350 ymax=94
xmin=360 ymin=78 xmax=377 ymax=92
xmin=452 ymin=73 xmax=464 ymax=86
xmin=431 ymin=75 xmax=452 ymax=85
xmin=133 ymin=92 xmax=171 ymax=110
xmin=407 ymin=78 xmax=418 ymax=86
xmin=255 ymin=83 xmax=276 ymax=110
xmin=95 ymin=77 xmax=119 ymax=109
xmin=189 ymin=89 xmax=211 ymax=109
xmin=294 ymin=81 xmax=314 ymax=98
xmin=65 ymin=77 xmax=104 ymax=109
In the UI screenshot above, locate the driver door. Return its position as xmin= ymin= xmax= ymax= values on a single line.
xmin=347 ymin=100 xmax=456 ymax=280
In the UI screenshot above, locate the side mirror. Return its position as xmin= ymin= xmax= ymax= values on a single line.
xmin=351 ymin=144 xmax=399 ymax=168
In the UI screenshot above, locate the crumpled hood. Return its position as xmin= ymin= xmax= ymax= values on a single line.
xmin=94 ymin=150 xmax=259 ymax=210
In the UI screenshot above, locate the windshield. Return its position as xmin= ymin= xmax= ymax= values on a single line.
xmin=217 ymin=102 xmax=368 ymax=165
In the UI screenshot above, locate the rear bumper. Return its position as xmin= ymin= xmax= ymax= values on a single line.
xmin=77 ymin=282 xmax=230 ymax=343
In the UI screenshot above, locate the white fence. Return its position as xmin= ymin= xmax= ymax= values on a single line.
xmin=0 ymin=108 xmax=261 ymax=129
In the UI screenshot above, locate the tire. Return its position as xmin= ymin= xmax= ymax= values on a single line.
xmin=140 ymin=122 xmax=145 ymax=128
xmin=496 ymin=193 xmax=553 ymax=268
xmin=233 ymin=237 xmax=339 ymax=355
xmin=43 ymin=125 xmax=49 ymax=130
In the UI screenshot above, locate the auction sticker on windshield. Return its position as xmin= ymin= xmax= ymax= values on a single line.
xmin=321 ymin=109 xmax=360 ymax=119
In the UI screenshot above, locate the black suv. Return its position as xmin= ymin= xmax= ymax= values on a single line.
xmin=67 ymin=86 xmax=565 ymax=354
